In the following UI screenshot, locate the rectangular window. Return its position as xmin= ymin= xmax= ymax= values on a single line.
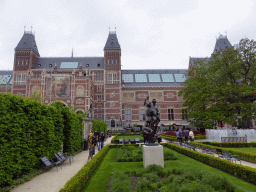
xmin=98 ymin=106 xmax=102 ymax=112
xmin=168 ymin=109 xmax=174 ymax=120
xmin=98 ymin=85 xmax=102 ymax=92
xmin=98 ymin=95 xmax=102 ymax=102
xmin=125 ymin=109 xmax=131 ymax=121
xmin=140 ymin=109 xmax=145 ymax=121
xmin=98 ymin=114 xmax=102 ymax=121
xmin=96 ymin=72 xmax=103 ymax=81
xmin=16 ymin=74 xmax=26 ymax=85
xmin=108 ymin=73 xmax=117 ymax=84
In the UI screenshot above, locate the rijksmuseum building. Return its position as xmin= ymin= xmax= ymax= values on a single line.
xmin=0 ymin=30 xmax=232 ymax=128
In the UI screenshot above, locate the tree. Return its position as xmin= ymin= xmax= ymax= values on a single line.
xmin=179 ymin=38 xmax=256 ymax=129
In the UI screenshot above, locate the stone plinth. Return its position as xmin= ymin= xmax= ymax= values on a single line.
xmin=143 ymin=144 xmax=164 ymax=168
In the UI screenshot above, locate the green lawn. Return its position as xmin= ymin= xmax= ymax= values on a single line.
xmin=229 ymin=147 xmax=256 ymax=154
xmin=82 ymin=146 xmax=256 ymax=192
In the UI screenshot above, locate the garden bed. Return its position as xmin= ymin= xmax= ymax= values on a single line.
xmin=82 ymin=145 xmax=256 ymax=192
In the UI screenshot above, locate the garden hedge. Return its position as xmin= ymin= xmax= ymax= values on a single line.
xmin=93 ymin=119 xmax=107 ymax=134
xmin=161 ymin=134 xmax=206 ymax=141
xmin=161 ymin=143 xmax=256 ymax=184
xmin=59 ymin=145 xmax=110 ymax=192
xmin=199 ymin=141 xmax=256 ymax=148
xmin=0 ymin=94 xmax=84 ymax=187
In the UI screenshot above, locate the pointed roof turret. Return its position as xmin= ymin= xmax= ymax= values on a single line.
xmin=104 ymin=31 xmax=121 ymax=50
xmin=15 ymin=31 xmax=40 ymax=56
xmin=213 ymin=34 xmax=232 ymax=53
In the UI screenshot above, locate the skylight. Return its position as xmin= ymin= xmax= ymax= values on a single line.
xmin=148 ymin=74 xmax=161 ymax=82
xmin=60 ymin=62 xmax=78 ymax=68
xmin=135 ymin=74 xmax=147 ymax=82
xmin=174 ymin=74 xmax=186 ymax=82
xmin=122 ymin=74 xmax=133 ymax=83
xmin=0 ymin=75 xmax=12 ymax=84
xmin=161 ymin=74 xmax=174 ymax=82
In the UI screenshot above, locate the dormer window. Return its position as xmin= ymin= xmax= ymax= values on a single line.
xmin=86 ymin=64 xmax=89 ymax=67
xmin=49 ymin=64 xmax=52 ymax=67
xmin=224 ymin=41 xmax=226 ymax=44
xmin=38 ymin=64 xmax=41 ymax=67
xmin=23 ymin=42 xmax=26 ymax=46
xmin=97 ymin=63 xmax=101 ymax=67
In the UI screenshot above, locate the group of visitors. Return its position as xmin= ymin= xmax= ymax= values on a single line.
xmin=87 ymin=131 xmax=106 ymax=162
xmin=176 ymin=128 xmax=194 ymax=144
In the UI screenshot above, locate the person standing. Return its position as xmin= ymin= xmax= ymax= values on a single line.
xmin=185 ymin=129 xmax=189 ymax=143
xmin=101 ymin=132 xmax=105 ymax=149
xmin=87 ymin=131 xmax=96 ymax=162
xmin=98 ymin=133 xmax=102 ymax=151
xmin=189 ymin=129 xmax=194 ymax=142
xmin=178 ymin=128 xmax=183 ymax=144
xmin=143 ymin=130 xmax=147 ymax=144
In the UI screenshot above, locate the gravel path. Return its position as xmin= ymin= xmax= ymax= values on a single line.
xmin=11 ymin=136 xmax=113 ymax=192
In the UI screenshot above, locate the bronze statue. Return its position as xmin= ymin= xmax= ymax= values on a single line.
xmin=143 ymin=96 xmax=161 ymax=144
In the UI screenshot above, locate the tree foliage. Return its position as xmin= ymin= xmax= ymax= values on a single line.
xmin=179 ymin=38 xmax=256 ymax=129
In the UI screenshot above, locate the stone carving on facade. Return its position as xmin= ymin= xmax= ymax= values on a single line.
xmin=76 ymin=85 xmax=85 ymax=97
xmin=123 ymin=92 xmax=135 ymax=102
xmin=149 ymin=92 xmax=163 ymax=101
xmin=167 ymin=93 xmax=174 ymax=98
xmin=76 ymin=98 xmax=84 ymax=105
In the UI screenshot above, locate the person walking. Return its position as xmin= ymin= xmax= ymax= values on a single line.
xmin=87 ymin=131 xmax=96 ymax=162
xmin=185 ymin=129 xmax=189 ymax=143
xmin=189 ymin=129 xmax=194 ymax=142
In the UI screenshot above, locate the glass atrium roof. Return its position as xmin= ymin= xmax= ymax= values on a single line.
xmin=122 ymin=74 xmax=133 ymax=82
xmin=135 ymin=74 xmax=147 ymax=82
xmin=148 ymin=74 xmax=161 ymax=82
xmin=174 ymin=74 xmax=186 ymax=82
xmin=0 ymin=75 xmax=12 ymax=84
xmin=60 ymin=62 xmax=78 ymax=69
xmin=161 ymin=74 xmax=174 ymax=82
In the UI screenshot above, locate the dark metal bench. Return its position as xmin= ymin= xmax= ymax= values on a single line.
xmin=41 ymin=156 xmax=62 ymax=172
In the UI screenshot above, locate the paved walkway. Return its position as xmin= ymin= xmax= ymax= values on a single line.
xmin=11 ymin=136 xmax=113 ymax=192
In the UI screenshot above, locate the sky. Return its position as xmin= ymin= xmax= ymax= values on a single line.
xmin=0 ymin=0 xmax=256 ymax=71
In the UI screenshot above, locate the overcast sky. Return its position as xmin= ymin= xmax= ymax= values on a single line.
xmin=0 ymin=0 xmax=256 ymax=71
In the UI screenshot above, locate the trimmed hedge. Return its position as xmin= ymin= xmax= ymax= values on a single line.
xmin=199 ymin=141 xmax=256 ymax=148
xmin=93 ymin=119 xmax=107 ymax=134
xmin=161 ymin=134 xmax=206 ymax=141
xmin=161 ymin=143 xmax=256 ymax=184
xmin=0 ymin=95 xmax=84 ymax=187
xmin=59 ymin=145 xmax=110 ymax=192
xmin=192 ymin=142 xmax=256 ymax=164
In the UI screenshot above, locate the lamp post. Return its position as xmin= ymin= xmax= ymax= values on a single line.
xmin=119 ymin=116 xmax=122 ymax=128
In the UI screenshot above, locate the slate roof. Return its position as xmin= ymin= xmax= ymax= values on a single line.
xmin=213 ymin=34 xmax=232 ymax=53
xmin=0 ymin=70 xmax=13 ymax=87
xmin=190 ymin=57 xmax=210 ymax=67
xmin=104 ymin=31 xmax=121 ymax=50
xmin=121 ymin=69 xmax=188 ymax=87
xmin=32 ymin=57 xmax=104 ymax=70
xmin=15 ymin=32 xmax=40 ymax=56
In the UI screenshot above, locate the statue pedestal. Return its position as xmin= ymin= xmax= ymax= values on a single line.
xmin=143 ymin=144 xmax=164 ymax=168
